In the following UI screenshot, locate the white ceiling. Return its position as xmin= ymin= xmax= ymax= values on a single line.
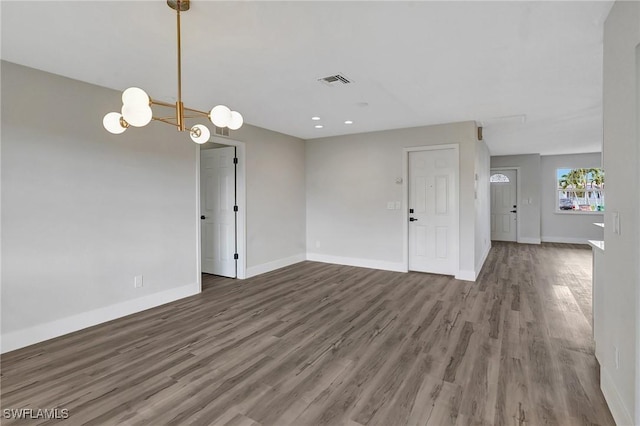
xmin=1 ymin=1 xmax=613 ymax=155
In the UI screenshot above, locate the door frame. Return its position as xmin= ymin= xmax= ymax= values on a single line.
xmin=402 ymin=144 xmax=460 ymax=275
xmin=490 ymin=167 xmax=521 ymax=243
xmin=196 ymin=137 xmax=247 ymax=291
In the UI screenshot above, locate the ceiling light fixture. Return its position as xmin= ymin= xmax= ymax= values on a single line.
xmin=344 ymin=120 xmax=353 ymax=125
xmin=311 ymin=116 xmax=321 ymax=121
xmin=102 ymin=0 xmax=243 ymax=144
xmin=315 ymin=125 xmax=324 ymax=129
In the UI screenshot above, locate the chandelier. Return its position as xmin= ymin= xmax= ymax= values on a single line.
xmin=102 ymin=0 xmax=243 ymax=143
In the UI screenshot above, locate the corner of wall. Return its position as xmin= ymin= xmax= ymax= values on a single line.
xmin=245 ymin=253 xmax=307 ymax=278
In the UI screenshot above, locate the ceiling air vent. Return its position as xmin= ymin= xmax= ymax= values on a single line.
xmin=318 ymin=73 xmax=352 ymax=86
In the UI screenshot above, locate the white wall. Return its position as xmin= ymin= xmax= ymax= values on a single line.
xmin=600 ymin=2 xmax=640 ymax=424
xmin=540 ymin=153 xmax=604 ymax=244
xmin=305 ymin=121 xmax=485 ymax=279
xmin=1 ymin=61 xmax=200 ymax=352
xmin=200 ymin=124 xmax=307 ymax=276
xmin=490 ymin=154 xmax=541 ymax=244
xmin=475 ymin=141 xmax=491 ymax=274
xmin=1 ymin=61 xmax=308 ymax=352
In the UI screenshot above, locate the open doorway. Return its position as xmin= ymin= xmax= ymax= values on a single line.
xmin=198 ymin=137 xmax=247 ymax=284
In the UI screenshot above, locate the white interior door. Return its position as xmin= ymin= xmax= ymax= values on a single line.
xmin=201 ymin=147 xmax=236 ymax=277
xmin=408 ymin=148 xmax=458 ymax=275
xmin=490 ymin=169 xmax=517 ymax=242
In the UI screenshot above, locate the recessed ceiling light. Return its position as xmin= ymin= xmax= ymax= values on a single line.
xmin=311 ymin=116 xmax=321 ymax=121
xmin=315 ymin=125 xmax=323 ymax=129
xmin=344 ymin=120 xmax=353 ymax=125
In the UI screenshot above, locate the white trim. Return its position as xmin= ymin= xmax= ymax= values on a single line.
xmin=636 ymin=43 xmax=640 ymax=426
xmin=245 ymin=253 xmax=307 ymax=278
xmin=403 ymin=144 xmax=460 ymax=277
xmin=517 ymin=237 xmax=541 ymax=244
xmin=553 ymin=210 xmax=604 ymax=216
xmin=455 ymin=270 xmax=476 ymax=281
xmin=196 ymin=147 xmax=202 ymax=291
xmin=490 ymin=167 xmax=521 ymax=243
xmin=600 ymin=365 xmax=634 ymax=426
xmin=307 ymin=253 xmax=407 ymax=273
xmin=0 ymin=282 xmax=200 ymax=354
xmin=199 ymin=138 xmax=247 ymax=279
xmin=475 ymin=242 xmax=492 ymax=278
xmin=541 ymin=236 xmax=591 ymax=244
xmin=456 ymin=242 xmax=491 ymax=282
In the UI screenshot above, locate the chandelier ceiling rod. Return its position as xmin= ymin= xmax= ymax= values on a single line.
xmin=103 ymin=0 xmax=244 ymax=143
xmin=175 ymin=0 xmax=184 ymax=131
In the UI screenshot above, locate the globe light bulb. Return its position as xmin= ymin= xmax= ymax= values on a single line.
xmin=122 ymin=104 xmax=153 ymax=127
xmin=122 ymin=87 xmax=149 ymax=107
xmin=103 ymin=112 xmax=127 ymax=134
xmin=228 ymin=111 xmax=244 ymax=130
xmin=190 ymin=124 xmax=210 ymax=144
xmin=209 ymin=105 xmax=231 ymax=128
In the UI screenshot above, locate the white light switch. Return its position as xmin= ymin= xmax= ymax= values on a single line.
xmin=387 ymin=202 xmax=394 ymax=210
xmin=613 ymin=212 xmax=620 ymax=234
xmin=394 ymin=201 xmax=401 ymax=210
xmin=134 ymin=275 xmax=143 ymax=288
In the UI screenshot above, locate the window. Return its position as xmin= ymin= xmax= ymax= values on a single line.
xmin=557 ymin=168 xmax=604 ymax=213
xmin=490 ymin=173 xmax=510 ymax=183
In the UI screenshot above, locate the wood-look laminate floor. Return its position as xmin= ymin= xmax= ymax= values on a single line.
xmin=1 ymin=242 xmax=615 ymax=426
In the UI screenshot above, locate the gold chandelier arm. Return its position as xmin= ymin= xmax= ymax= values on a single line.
xmin=183 ymin=106 xmax=209 ymax=116
xmin=150 ymin=99 xmax=175 ymax=108
xmin=152 ymin=116 xmax=180 ymax=127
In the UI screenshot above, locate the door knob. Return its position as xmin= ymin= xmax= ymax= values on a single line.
xmin=201 ymin=215 xmax=206 ymax=220
xmin=510 ymin=210 xmax=517 ymax=213
xmin=409 ymin=217 xmax=418 ymax=222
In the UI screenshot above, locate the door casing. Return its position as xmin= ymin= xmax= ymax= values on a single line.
xmin=490 ymin=168 xmax=518 ymax=242
xmin=196 ymin=137 xmax=247 ymax=291
xmin=402 ymin=144 xmax=460 ymax=276
xmin=490 ymin=167 xmax=521 ymax=243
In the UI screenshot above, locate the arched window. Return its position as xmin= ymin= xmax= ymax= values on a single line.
xmin=490 ymin=173 xmax=510 ymax=183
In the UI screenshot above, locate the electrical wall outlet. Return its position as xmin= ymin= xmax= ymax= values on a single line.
xmin=134 ymin=275 xmax=143 ymax=288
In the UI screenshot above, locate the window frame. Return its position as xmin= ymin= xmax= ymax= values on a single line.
xmin=555 ymin=167 xmax=604 ymax=215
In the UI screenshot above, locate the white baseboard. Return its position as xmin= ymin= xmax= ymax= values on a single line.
xmin=455 ymin=270 xmax=476 ymax=281
xmin=1 ymin=282 xmax=200 ymax=354
xmin=600 ymin=365 xmax=634 ymax=426
xmin=306 ymin=253 xmax=407 ymax=273
xmin=457 ymin=243 xmax=492 ymax=282
xmin=541 ymin=236 xmax=590 ymax=244
xmin=517 ymin=237 xmax=541 ymax=244
xmin=474 ymin=243 xmax=492 ymax=279
xmin=245 ymin=253 xmax=307 ymax=278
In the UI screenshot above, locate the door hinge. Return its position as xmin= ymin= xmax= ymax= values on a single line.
xmin=233 ymin=157 xmax=238 ymax=164
xmin=233 ymin=205 xmax=238 ymax=212
xmin=234 ymin=253 xmax=239 ymax=260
